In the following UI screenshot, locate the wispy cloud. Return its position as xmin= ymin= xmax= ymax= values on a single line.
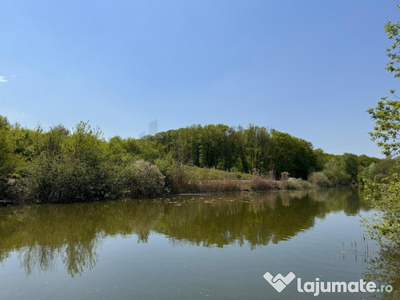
xmin=0 ymin=76 xmax=8 ymax=83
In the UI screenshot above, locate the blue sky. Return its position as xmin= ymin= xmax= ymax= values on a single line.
xmin=0 ymin=0 xmax=398 ymax=157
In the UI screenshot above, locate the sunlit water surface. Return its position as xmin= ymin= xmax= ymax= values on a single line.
xmin=1 ymin=188 xmax=399 ymax=299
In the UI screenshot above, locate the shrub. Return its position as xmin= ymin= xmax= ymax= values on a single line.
xmin=323 ymin=170 xmax=351 ymax=185
xmin=123 ymin=160 xmax=166 ymax=198
xmin=5 ymin=178 xmax=33 ymax=204
xmin=22 ymin=153 xmax=114 ymax=203
xmin=322 ymin=159 xmax=352 ymax=185
xmin=249 ymin=174 xmax=279 ymax=190
xmin=281 ymin=179 xmax=312 ymax=190
xmin=199 ymin=167 xmax=250 ymax=181
xmin=365 ymin=166 xmax=400 ymax=247
xmin=308 ymin=172 xmax=333 ymax=187
xmin=165 ymin=162 xmax=201 ymax=193
xmin=373 ymin=174 xmax=386 ymax=183
xmin=234 ymin=171 xmax=251 ymax=180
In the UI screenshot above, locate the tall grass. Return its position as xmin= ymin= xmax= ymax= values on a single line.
xmin=249 ymin=169 xmax=279 ymax=190
xmin=158 ymin=162 xmax=251 ymax=193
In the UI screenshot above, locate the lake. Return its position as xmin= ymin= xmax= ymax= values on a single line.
xmin=0 ymin=188 xmax=399 ymax=299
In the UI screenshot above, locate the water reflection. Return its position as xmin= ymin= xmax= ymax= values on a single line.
xmin=0 ymin=188 xmax=368 ymax=277
xmin=364 ymin=247 xmax=400 ymax=300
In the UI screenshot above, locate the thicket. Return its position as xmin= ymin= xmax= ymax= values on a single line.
xmin=0 ymin=119 xmax=168 ymax=203
xmin=0 ymin=115 xmax=383 ymax=204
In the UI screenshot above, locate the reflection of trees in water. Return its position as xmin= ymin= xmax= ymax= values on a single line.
xmin=18 ymin=238 xmax=100 ymax=277
xmin=20 ymin=245 xmax=58 ymax=275
xmin=0 ymin=249 xmax=10 ymax=263
xmin=0 ymin=188 xmax=368 ymax=277
xmin=0 ymin=205 xmax=106 ymax=277
xmin=363 ymin=246 xmax=400 ymax=300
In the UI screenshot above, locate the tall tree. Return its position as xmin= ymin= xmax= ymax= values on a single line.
xmin=367 ymin=5 xmax=400 ymax=156
xmin=365 ymin=5 xmax=400 ymax=247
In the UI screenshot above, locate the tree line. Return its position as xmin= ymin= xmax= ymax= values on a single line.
xmin=145 ymin=124 xmax=319 ymax=178
xmin=0 ymin=114 xmax=385 ymax=203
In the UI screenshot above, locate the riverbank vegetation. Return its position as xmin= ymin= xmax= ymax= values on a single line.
xmin=364 ymin=4 xmax=400 ymax=250
xmin=0 ymin=114 xmax=385 ymax=204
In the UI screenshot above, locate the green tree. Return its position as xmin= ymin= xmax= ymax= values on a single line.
xmin=341 ymin=153 xmax=359 ymax=182
xmin=367 ymin=5 xmax=400 ymax=156
xmin=365 ymin=5 xmax=400 ymax=247
xmin=0 ymin=116 xmax=23 ymax=179
xmin=357 ymin=154 xmax=380 ymax=168
xmin=268 ymin=130 xmax=317 ymax=179
xmin=0 ymin=116 xmax=13 ymax=177
xmin=323 ymin=158 xmax=351 ymax=186
xmin=367 ymin=95 xmax=400 ymax=156
xmin=313 ymin=148 xmax=326 ymax=171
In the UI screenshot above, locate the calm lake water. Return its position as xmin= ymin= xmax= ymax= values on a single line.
xmin=0 ymin=188 xmax=399 ymax=300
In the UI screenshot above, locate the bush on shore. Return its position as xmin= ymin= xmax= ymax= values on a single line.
xmin=4 ymin=123 xmax=168 ymax=204
xmin=281 ymin=179 xmax=312 ymax=190
xmin=308 ymin=172 xmax=333 ymax=187
xmin=249 ymin=171 xmax=279 ymax=191
xmin=123 ymin=160 xmax=166 ymax=198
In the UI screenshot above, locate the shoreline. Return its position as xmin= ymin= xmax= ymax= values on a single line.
xmin=0 ymin=179 xmax=355 ymax=206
